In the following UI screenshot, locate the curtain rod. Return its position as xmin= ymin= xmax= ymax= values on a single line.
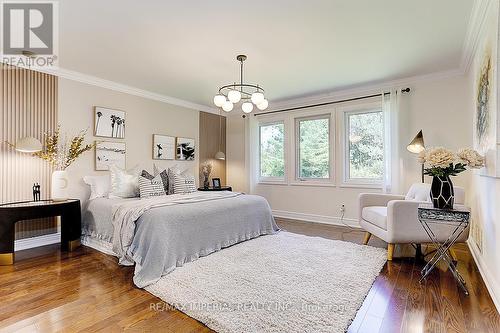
xmin=253 ymin=88 xmax=410 ymax=117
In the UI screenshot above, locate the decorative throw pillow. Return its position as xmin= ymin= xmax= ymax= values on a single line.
xmin=141 ymin=168 xmax=169 ymax=194
xmin=173 ymin=173 xmax=197 ymax=194
xmin=140 ymin=169 xmax=155 ymax=180
xmin=153 ymin=164 xmax=169 ymax=192
xmin=167 ymin=166 xmax=182 ymax=194
xmin=139 ymin=174 xmax=166 ymax=198
xmin=109 ymin=165 xmax=140 ymax=198
xmin=83 ymin=175 xmax=111 ymax=200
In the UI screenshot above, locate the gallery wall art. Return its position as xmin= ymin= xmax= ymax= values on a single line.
xmin=176 ymin=137 xmax=195 ymax=161
xmin=153 ymin=134 xmax=175 ymax=160
xmin=95 ymin=141 xmax=126 ymax=171
xmin=473 ymin=2 xmax=499 ymax=178
xmin=94 ymin=106 xmax=126 ymax=139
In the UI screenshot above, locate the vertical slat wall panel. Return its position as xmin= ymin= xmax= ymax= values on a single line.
xmin=199 ymin=111 xmax=226 ymax=185
xmin=0 ymin=63 xmax=58 ymax=239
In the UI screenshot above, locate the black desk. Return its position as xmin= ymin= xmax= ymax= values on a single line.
xmin=197 ymin=186 xmax=232 ymax=192
xmin=0 ymin=199 xmax=81 ymax=265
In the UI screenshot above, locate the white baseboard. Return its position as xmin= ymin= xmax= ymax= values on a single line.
xmin=272 ymin=210 xmax=360 ymax=229
xmin=14 ymin=232 xmax=61 ymax=252
xmin=467 ymin=239 xmax=500 ymax=313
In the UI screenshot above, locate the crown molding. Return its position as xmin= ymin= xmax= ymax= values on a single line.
xmin=0 ymin=61 xmax=220 ymax=115
xmin=460 ymin=0 xmax=493 ymax=73
xmin=264 ymin=68 xmax=464 ymax=112
xmin=48 ymin=67 xmax=220 ymax=114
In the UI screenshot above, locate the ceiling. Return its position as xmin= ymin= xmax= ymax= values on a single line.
xmin=59 ymin=0 xmax=474 ymax=108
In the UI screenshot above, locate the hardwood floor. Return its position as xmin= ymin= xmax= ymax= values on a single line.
xmin=0 ymin=218 xmax=498 ymax=332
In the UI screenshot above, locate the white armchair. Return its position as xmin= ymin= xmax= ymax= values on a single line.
xmin=359 ymin=183 xmax=468 ymax=260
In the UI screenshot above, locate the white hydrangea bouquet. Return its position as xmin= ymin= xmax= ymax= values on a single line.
xmin=419 ymin=147 xmax=485 ymax=177
xmin=419 ymin=147 xmax=484 ymax=209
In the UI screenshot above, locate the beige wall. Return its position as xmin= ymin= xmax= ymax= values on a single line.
xmin=401 ymin=75 xmax=472 ymax=191
xmin=58 ymin=78 xmax=200 ymax=207
xmin=465 ymin=0 xmax=500 ymax=310
xmin=227 ymin=75 xmax=473 ymax=224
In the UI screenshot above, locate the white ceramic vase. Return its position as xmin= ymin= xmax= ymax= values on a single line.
xmin=51 ymin=170 xmax=69 ymax=201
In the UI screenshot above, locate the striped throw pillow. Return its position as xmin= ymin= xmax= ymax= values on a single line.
xmin=141 ymin=168 xmax=169 ymax=194
xmin=167 ymin=166 xmax=181 ymax=195
xmin=139 ymin=174 xmax=166 ymax=198
xmin=173 ymin=174 xmax=197 ymax=194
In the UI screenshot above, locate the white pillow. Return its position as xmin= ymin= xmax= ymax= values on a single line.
xmin=138 ymin=174 xmax=166 ymax=198
xmin=173 ymin=173 xmax=197 ymax=194
xmin=83 ymin=175 xmax=111 ymax=200
xmin=109 ymin=165 xmax=140 ymax=198
xmin=405 ymin=183 xmax=431 ymax=202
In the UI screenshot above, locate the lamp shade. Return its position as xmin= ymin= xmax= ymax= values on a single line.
xmin=407 ymin=130 xmax=425 ymax=154
xmin=215 ymin=151 xmax=226 ymax=160
xmin=213 ymin=94 xmax=226 ymax=107
xmin=222 ymin=101 xmax=234 ymax=112
xmin=257 ymin=99 xmax=268 ymax=111
xmin=251 ymin=92 xmax=265 ymax=105
xmin=228 ymin=90 xmax=241 ymax=103
xmin=242 ymin=102 xmax=253 ymax=113
xmin=15 ymin=136 xmax=42 ymax=153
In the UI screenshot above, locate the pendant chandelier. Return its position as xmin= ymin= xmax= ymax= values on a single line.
xmin=213 ymin=55 xmax=268 ymax=114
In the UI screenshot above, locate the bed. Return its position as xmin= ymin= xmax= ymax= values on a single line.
xmin=82 ymin=191 xmax=279 ymax=288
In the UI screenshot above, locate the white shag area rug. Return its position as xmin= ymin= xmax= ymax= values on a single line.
xmin=145 ymin=232 xmax=387 ymax=333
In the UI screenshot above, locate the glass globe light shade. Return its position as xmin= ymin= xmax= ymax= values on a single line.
xmin=256 ymin=99 xmax=269 ymax=111
xmin=251 ymin=92 xmax=265 ymax=105
xmin=222 ymin=101 xmax=234 ymax=112
xmin=228 ymin=90 xmax=241 ymax=103
xmin=242 ymin=102 xmax=253 ymax=113
xmin=213 ymin=94 xmax=226 ymax=107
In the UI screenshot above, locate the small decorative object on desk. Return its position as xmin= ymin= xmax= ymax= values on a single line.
xmin=200 ymin=161 xmax=212 ymax=189
xmin=33 ymin=126 xmax=95 ymax=201
xmin=419 ymin=147 xmax=485 ymax=209
xmin=212 ymin=177 xmax=221 ymax=189
xmin=32 ymin=183 xmax=41 ymax=201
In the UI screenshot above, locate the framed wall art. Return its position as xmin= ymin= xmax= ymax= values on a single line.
xmin=176 ymin=137 xmax=195 ymax=161
xmin=95 ymin=141 xmax=126 ymax=171
xmin=153 ymin=134 xmax=175 ymax=160
xmin=94 ymin=106 xmax=126 ymax=139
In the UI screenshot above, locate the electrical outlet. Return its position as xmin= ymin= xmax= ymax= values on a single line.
xmin=476 ymin=224 xmax=483 ymax=254
xmin=340 ymin=204 xmax=345 ymax=213
xmin=472 ymin=221 xmax=483 ymax=254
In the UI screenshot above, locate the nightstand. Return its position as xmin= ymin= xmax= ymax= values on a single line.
xmin=197 ymin=186 xmax=232 ymax=192
xmin=0 ymin=199 xmax=82 ymax=265
xmin=418 ymin=204 xmax=470 ymax=294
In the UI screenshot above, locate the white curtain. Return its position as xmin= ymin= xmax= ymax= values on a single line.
xmin=382 ymin=89 xmax=403 ymax=194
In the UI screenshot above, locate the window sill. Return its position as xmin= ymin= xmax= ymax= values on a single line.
xmin=257 ymin=181 xmax=288 ymax=186
xmin=339 ymin=183 xmax=383 ymax=190
xmin=289 ymin=181 xmax=336 ymax=188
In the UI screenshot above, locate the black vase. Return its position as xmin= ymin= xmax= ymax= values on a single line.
xmin=203 ymin=178 xmax=210 ymax=189
xmin=430 ymin=176 xmax=455 ymax=209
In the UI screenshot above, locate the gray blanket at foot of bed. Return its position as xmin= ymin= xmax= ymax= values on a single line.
xmin=128 ymin=194 xmax=279 ymax=288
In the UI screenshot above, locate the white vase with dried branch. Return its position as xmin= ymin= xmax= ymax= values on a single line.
xmin=34 ymin=127 xmax=94 ymax=201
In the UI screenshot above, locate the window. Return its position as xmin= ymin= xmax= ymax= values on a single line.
xmin=345 ymin=110 xmax=384 ymax=182
xmin=296 ymin=115 xmax=330 ymax=180
xmin=254 ymin=101 xmax=385 ymax=188
xmin=259 ymin=122 xmax=285 ymax=180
